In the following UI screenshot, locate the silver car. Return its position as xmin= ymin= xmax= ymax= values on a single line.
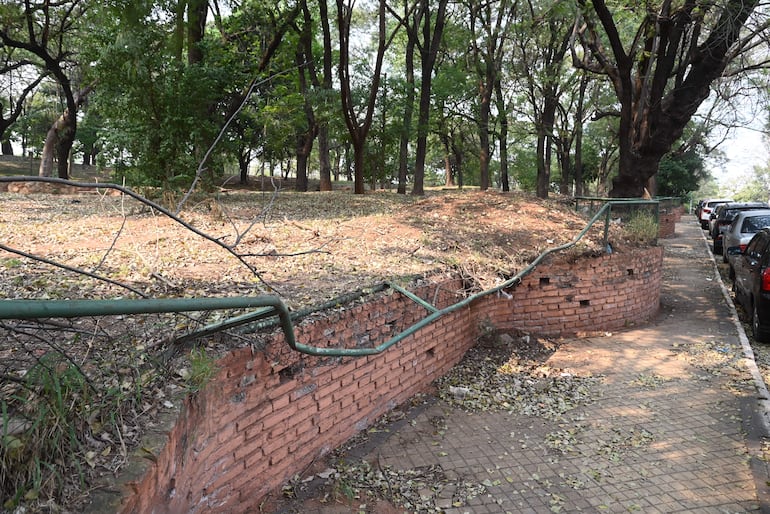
xmin=699 ymin=198 xmax=733 ymax=229
xmin=724 ymin=209 xmax=770 ymax=267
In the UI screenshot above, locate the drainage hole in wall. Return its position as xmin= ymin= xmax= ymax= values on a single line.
xmin=540 ymin=277 xmax=550 ymax=286
xmin=426 ymin=347 xmax=436 ymax=358
xmin=627 ymin=269 xmax=634 ymax=276
xmin=278 ymin=364 xmax=303 ymax=383
xmin=580 ymin=299 xmax=591 ymax=307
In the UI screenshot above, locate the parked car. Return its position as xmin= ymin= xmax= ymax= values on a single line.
xmin=695 ymin=199 xmax=706 ymax=219
xmin=699 ymin=198 xmax=733 ymax=229
xmin=729 ymin=227 xmax=770 ymax=342
xmin=709 ymin=202 xmax=769 ymax=254
xmin=724 ymin=210 xmax=770 ymax=264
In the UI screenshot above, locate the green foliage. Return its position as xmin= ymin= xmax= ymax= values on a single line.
xmin=185 ymin=347 xmax=218 ymax=393
xmin=692 ymin=176 xmax=722 ymax=200
xmin=90 ymin=8 xmax=234 ymax=189
xmin=13 ymin=84 xmax=61 ymax=157
xmin=657 ymin=149 xmax=708 ymax=197
xmin=0 ymin=338 xmax=162 ymax=510
xmin=726 ymin=163 xmax=770 ymax=202
xmin=511 ymin=146 xmax=537 ymax=192
xmin=1 ymin=353 xmax=90 ymax=508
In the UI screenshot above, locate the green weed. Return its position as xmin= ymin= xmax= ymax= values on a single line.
xmin=185 ymin=347 xmax=218 ymax=393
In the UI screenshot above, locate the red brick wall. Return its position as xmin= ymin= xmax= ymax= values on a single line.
xmin=659 ymin=214 xmax=676 ymax=238
xmin=101 ymin=246 xmax=663 ymax=513
xmin=486 ymin=247 xmax=663 ymax=335
xmin=659 ymin=206 xmax=684 ymax=238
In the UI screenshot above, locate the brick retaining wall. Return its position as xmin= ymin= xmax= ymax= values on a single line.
xmin=94 ymin=246 xmax=664 ymax=513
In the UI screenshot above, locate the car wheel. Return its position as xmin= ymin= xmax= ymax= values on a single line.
xmin=752 ymin=300 xmax=770 ymax=343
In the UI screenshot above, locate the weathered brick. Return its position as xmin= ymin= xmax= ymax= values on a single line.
xmin=115 ymin=248 xmax=664 ymax=514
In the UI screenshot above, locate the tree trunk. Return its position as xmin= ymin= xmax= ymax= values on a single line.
xmin=39 ymin=113 xmax=73 ymax=178
xmin=295 ymin=132 xmax=312 ymax=192
xmin=557 ymin=139 xmax=571 ymax=195
xmin=352 ymin=139 xmax=365 ymax=193
xmin=495 ymin=79 xmax=509 ymax=192
xmin=336 ymin=0 xmax=390 ymax=195
xmin=56 ymin=130 xmax=74 ymax=179
xmin=187 ymin=0 xmax=208 ymax=65
xmin=535 ymin=130 xmax=548 ymax=198
xmin=442 ymin=132 xmax=454 ymax=188
xmin=300 ymin=0 xmax=332 ymax=192
xmin=535 ymin=91 xmax=557 ymax=199
xmin=478 ymin=75 xmax=492 ymax=191
xmin=173 ymin=0 xmax=185 ymax=61
xmin=39 ymin=124 xmax=57 ymax=177
xmin=573 ymin=75 xmax=587 ymax=197
xmin=398 ymin=34 xmax=416 ymax=195
xmin=453 ymin=141 xmax=464 ymax=189
xmin=295 ymin=31 xmax=318 ymax=193
xmin=411 ymin=0 xmax=448 ymax=196
xmin=333 ymin=147 xmax=341 ymax=181
xmin=444 ymin=153 xmax=454 ymax=187
xmin=344 ymin=142 xmax=353 ymax=181
xmin=1 ymin=139 xmax=12 ymax=155
xmin=577 ymin=0 xmax=761 ymax=197
xmin=318 ymin=126 xmax=333 ymax=191
xmin=238 ymin=148 xmax=250 ymax=184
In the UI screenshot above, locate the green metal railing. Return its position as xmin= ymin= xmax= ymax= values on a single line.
xmin=0 ymin=200 xmax=659 ymax=357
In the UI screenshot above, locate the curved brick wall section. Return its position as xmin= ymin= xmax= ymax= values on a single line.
xmin=659 ymin=206 xmax=684 ymax=239
xmin=488 ymin=246 xmax=663 ymax=335
xmin=94 ymin=246 xmax=663 ymax=513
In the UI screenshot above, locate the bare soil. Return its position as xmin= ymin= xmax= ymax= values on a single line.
xmin=0 ymin=184 xmax=629 ymax=308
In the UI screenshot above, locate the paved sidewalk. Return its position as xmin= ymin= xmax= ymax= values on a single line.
xmin=284 ymin=216 xmax=770 ymax=513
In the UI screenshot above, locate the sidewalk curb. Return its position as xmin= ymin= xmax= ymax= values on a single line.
xmin=697 ymin=226 xmax=770 ymax=435
xmin=697 ymin=223 xmax=770 ymax=513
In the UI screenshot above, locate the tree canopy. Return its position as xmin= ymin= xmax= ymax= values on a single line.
xmin=1 ymin=0 xmax=768 ymax=197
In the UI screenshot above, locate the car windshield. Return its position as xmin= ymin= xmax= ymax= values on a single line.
xmin=741 ymin=215 xmax=770 ymax=233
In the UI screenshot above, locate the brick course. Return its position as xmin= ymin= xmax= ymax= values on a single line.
xmin=91 ymin=246 xmax=664 ymax=514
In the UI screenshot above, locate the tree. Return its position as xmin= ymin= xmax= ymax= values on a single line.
xmin=511 ymin=0 xmax=573 ymax=198
xmin=0 ymin=47 xmax=46 ymax=155
xmin=656 ymin=149 xmax=706 ymax=197
xmin=336 ymin=0 xmax=399 ymax=194
xmin=0 ymin=0 xmax=94 ymax=178
xmin=391 ymin=1 xmax=418 ymax=194
xmin=94 ymin=13 xmax=219 ymax=187
xmin=430 ymin=22 xmax=478 ymax=188
xmin=302 ymin=0 xmax=336 ymax=192
xmin=572 ymin=0 xmax=767 ymax=197
xmin=465 ymin=0 xmax=516 ymax=191
xmin=210 ymin=1 xmax=300 ymax=187
xmin=655 ymin=121 xmax=711 ymax=196
xmin=389 ymin=0 xmax=448 ymax=195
